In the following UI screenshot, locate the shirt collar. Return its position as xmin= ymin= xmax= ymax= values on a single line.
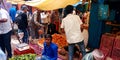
xmin=67 ymin=14 xmax=73 ymax=17
xmin=44 ymin=42 xmax=52 ymax=47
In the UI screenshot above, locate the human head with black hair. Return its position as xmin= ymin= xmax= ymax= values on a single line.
xmin=44 ymin=34 xmax=52 ymax=46
xmin=12 ymin=4 xmax=16 ymax=8
xmin=21 ymin=5 xmax=28 ymax=13
xmin=63 ymin=5 xmax=74 ymax=18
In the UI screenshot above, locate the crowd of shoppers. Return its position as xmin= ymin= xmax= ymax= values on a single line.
xmin=0 ymin=0 xmax=90 ymax=59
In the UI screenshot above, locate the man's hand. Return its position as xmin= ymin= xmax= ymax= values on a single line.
xmin=0 ymin=18 xmax=7 ymax=23
xmin=81 ymin=24 xmax=88 ymax=29
xmin=39 ymin=24 xmax=44 ymax=28
xmin=81 ymin=24 xmax=84 ymax=32
xmin=60 ymin=28 xmax=65 ymax=34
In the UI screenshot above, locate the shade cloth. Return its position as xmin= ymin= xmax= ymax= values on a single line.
xmin=7 ymin=0 xmax=79 ymax=10
xmin=7 ymin=0 xmax=25 ymax=4
xmin=25 ymin=0 xmax=79 ymax=10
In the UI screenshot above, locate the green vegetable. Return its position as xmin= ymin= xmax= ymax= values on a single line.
xmin=9 ymin=54 xmax=36 ymax=60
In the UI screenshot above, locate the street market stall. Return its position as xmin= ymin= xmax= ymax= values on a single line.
xmin=3 ymin=0 xmax=81 ymax=60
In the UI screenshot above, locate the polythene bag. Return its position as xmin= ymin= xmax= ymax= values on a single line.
xmin=0 ymin=48 xmax=6 ymax=60
xmin=82 ymin=49 xmax=104 ymax=60
xmin=98 ymin=4 xmax=109 ymax=20
xmin=82 ymin=53 xmax=94 ymax=60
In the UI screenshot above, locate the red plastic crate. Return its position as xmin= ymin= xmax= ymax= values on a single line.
xmin=14 ymin=47 xmax=35 ymax=55
xmin=114 ymin=36 xmax=120 ymax=49
xmin=29 ymin=44 xmax=43 ymax=55
xmin=111 ymin=36 xmax=120 ymax=60
xmin=99 ymin=34 xmax=116 ymax=59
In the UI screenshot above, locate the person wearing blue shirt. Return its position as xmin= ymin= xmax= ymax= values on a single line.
xmin=9 ymin=5 xmax=16 ymax=23
xmin=40 ymin=34 xmax=58 ymax=60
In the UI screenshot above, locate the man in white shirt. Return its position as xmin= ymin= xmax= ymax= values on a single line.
xmin=61 ymin=5 xmax=86 ymax=60
xmin=29 ymin=9 xmax=43 ymax=39
xmin=0 ymin=0 xmax=12 ymax=58
xmin=40 ymin=11 xmax=49 ymax=34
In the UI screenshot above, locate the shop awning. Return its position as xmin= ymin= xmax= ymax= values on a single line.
xmin=25 ymin=0 xmax=80 ymax=10
xmin=7 ymin=0 xmax=25 ymax=4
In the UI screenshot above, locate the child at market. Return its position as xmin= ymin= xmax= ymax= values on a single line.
xmin=37 ymin=34 xmax=58 ymax=60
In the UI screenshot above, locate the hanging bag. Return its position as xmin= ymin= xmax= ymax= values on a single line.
xmin=98 ymin=4 xmax=109 ymax=20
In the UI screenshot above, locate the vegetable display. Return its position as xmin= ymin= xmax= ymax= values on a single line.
xmin=9 ymin=54 xmax=36 ymax=60
xmin=38 ymin=34 xmax=68 ymax=48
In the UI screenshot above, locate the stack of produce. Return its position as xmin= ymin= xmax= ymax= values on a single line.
xmin=38 ymin=34 xmax=68 ymax=48
xmin=38 ymin=38 xmax=44 ymax=44
xmin=9 ymin=54 xmax=36 ymax=60
xmin=52 ymin=34 xmax=68 ymax=48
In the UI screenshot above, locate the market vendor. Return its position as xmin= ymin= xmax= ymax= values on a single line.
xmin=40 ymin=34 xmax=58 ymax=60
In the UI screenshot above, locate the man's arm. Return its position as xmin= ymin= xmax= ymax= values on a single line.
xmin=34 ymin=12 xmax=43 ymax=27
xmin=0 ymin=18 xmax=7 ymax=23
xmin=81 ymin=24 xmax=84 ymax=32
xmin=61 ymin=28 xmax=65 ymax=34
xmin=60 ymin=19 xmax=65 ymax=34
xmin=51 ymin=46 xmax=58 ymax=60
xmin=78 ymin=16 xmax=84 ymax=32
xmin=0 ymin=10 xmax=8 ymax=23
xmin=42 ymin=45 xmax=46 ymax=55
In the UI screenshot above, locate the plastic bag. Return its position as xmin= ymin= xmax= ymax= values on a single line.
xmin=98 ymin=4 xmax=109 ymax=20
xmin=82 ymin=49 xmax=104 ymax=60
xmin=82 ymin=53 xmax=94 ymax=60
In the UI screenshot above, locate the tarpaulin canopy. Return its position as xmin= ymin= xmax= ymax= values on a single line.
xmin=7 ymin=0 xmax=25 ymax=4
xmin=25 ymin=0 xmax=80 ymax=10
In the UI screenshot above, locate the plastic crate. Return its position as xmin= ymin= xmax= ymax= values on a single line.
xmin=111 ymin=36 xmax=120 ymax=60
xmin=99 ymin=34 xmax=116 ymax=59
xmin=29 ymin=44 xmax=43 ymax=55
xmin=14 ymin=47 xmax=35 ymax=55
